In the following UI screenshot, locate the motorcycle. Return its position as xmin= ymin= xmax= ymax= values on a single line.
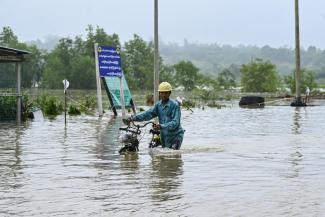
xmin=118 ymin=119 xmax=161 ymax=154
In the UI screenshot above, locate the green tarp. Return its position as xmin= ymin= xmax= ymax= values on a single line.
xmin=102 ymin=76 xmax=134 ymax=109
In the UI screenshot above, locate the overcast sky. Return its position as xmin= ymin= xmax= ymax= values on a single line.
xmin=1 ymin=0 xmax=325 ymax=48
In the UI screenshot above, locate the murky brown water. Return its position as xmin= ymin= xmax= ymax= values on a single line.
xmin=1 ymin=101 xmax=325 ymax=216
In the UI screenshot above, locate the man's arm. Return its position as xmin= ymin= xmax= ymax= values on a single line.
xmin=132 ymin=105 xmax=158 ymax=122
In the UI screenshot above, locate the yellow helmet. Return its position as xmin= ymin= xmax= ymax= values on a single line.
xmin=158 ymin=82 xmax=172 ymax=92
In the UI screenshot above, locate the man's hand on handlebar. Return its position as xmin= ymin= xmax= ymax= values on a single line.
xmin=122 ymin=117 xmax=133 ymax=126
xmin=153 ymin=124 xmax=161 ymax=130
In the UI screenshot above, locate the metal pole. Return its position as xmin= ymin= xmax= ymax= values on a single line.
xmin=119 ymin=76 xmax=126 ymax=118
xmin=154 ymin=0 xmax=159 ymax=103
xmin=64 ymin=90 xmax=67 ymax=125
xmin=16 ymin=63 xmax=21 ymax=124
xmin=293 ymin=0 xmax=303 ymax=105
xmin=94 ymin=43 xmax=104 ymax=116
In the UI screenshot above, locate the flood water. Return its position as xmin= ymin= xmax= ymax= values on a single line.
xmin=1 ymin=101 xmax=325 ymax=217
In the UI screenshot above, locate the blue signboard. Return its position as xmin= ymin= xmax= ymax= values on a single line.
xmin=97 ymin=46 xmax=123 ymax=77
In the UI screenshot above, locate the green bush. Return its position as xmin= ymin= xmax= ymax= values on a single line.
xmin=79 ymin=95 xmax=96 ymax=112
xmin=207 ymin=101 xmax=226 ymax=109
xmin=68 ymin=104 xmax=81 ymax=115
xmin=0 ymin=96 xmax=16 ymax=120
xmin=0 ymin=94 xmax=33 ymax=121
xmin=22 ymin=94 xmax=34 ymax=120
xmin=35 ymin=94 xmax=63 ymax=116
xmin=182 ymin=99 xmax=195 ymax=108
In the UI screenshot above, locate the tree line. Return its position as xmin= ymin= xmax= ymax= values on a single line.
xmin=0 ymin=26 xmax=318 ymax=93
xmin=160 ymin=40 xmax=325 ymax=79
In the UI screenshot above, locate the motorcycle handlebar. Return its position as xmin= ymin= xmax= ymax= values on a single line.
xmin=136 ymin=121 xmax=155 ymax=128
xmin=126 ymin=119 xmax=156 ymax=128
xmin=120 ymin=121 xmax=157 ymax=134
xmin=119 ymin=127 xmax=141 ymax=135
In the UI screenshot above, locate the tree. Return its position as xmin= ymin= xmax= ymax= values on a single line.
xmin=41 ymin=25 xmax=121 ymax=89
xmin=42 ymin=38 xmax=73 ymax=88
xmin=0 ymin=26 xmax=45 ymax=88
xmin=217 ymin=69 xmax=236 ymax=89
xmin=240 ymin=59 xmax=279 ymax=92
xmin=84 ymin=25 xmax=121 ymax=57
xmin=196 ymin=73 xmax=219 ymax=91
xmin=122 ymin=34 xmax=157 ymax=90
xmin=284 ymin=69 xmax=317 ymax=94
xmin=0 ymin=26 xmax=19 ymax=46
xmin=159 ymin=64 xmax=175 ymax=86
xmin=173 ymin=60 xmax=199 ymax=91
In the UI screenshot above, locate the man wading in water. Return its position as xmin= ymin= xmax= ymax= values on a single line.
xmin=124 ymin=82 xmax=184 ymax=150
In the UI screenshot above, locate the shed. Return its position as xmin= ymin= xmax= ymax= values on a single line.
xmin=0 ymin=46 xmax=30 ymax=123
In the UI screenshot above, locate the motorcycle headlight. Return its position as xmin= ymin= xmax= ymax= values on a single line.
xmin=119 ymin=133 xmax=133 ymax=143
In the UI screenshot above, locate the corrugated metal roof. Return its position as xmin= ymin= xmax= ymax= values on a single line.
xmin=0 ymin=46 xmax=30 ymax=62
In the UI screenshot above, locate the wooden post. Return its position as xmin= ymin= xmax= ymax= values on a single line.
xmin=94 ymin=43 xmax=103 ymax=116
xmin=16 ymin=63 xmax=21 ymax=124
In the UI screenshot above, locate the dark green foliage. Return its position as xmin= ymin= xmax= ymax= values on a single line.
xmin=192 ymin=89 xmax=220 ymax=103
xmin=83 ymin=95 xmax=96 ymax=110
xmin=35 ymin=94 xmax=63 ymax=116
xmin=0 ymin=27 xmax=45 ymax=88
xmin=40 ymin=25 xmax=121 ymax=89
xmin=217 ymin=69 xmax=236 ymax=89
xmin=68 ymin=104 xmax=81 ymax=115
xmin=240 ymin=59 xmax=280 ymax=92
xmin=173 ymin=60 xmax=199 ymax=91
xmin=3 ymin=25 xmax=323 ymax=94
xmin=182 ymin=99 xmax=195 ymax=108
xmin=78 ymin=95 xmax=96 ymax=113
xmin=0 ymin=94 xmax=32 ymax=121
xmin=0 ymin=96 xmax=16 ymax=120
xmin=207 ymin=101 xmax=226 ymax=109
xmin=196 ymin=73 xmax=220 ymax=91
xmin=122 ymin=34 xmax=157 ymax=90
xmin=283 ymin=69 xmax=318 ymax=94
xmin=21 ymin=94 xmax=34 ymax=121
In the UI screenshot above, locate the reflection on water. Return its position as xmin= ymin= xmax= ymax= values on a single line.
xmin=1 ymin=103 xmax=325 ymax=216
xmin=150 ymin=155 xmax=183 ymax=203
xmin=292 ymin=107 xmax=303 ymax=134
xmin=120 ymin=153 xmax=139 ymax=171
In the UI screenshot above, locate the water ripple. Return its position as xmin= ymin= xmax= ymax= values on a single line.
xmin=1 ymin=104 xmax=325 ymax=216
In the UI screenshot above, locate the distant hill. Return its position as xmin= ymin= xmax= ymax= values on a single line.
xmin=24 ymin=36 xmax=325 ymax=80
xmin=160 ymin=41 xmax=325 ymax=79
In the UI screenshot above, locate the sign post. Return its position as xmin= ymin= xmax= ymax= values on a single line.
xmin=95 ymin=44 xmax=125 ymax=117
xmin=94 ymin=43 xmax=104 ymax=116
xmin=62 ymin=79 xmax=69 ymax=125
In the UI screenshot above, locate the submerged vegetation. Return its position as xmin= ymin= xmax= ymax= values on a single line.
xmin=0 ymin=96 xmax=17 ymax=121
xmin=35 ymin=95 xmax=63 ymax=116
xmin=0 ymin=94 xmax=33 ymax=121
xmin=32 ymin=93 xmax=97 ymax=116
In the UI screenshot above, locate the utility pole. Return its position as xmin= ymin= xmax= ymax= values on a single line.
xmin=154 ymin=0 xmax=159 ymax=103
xmin=291 ymin=0 xmax=305 ymax=106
